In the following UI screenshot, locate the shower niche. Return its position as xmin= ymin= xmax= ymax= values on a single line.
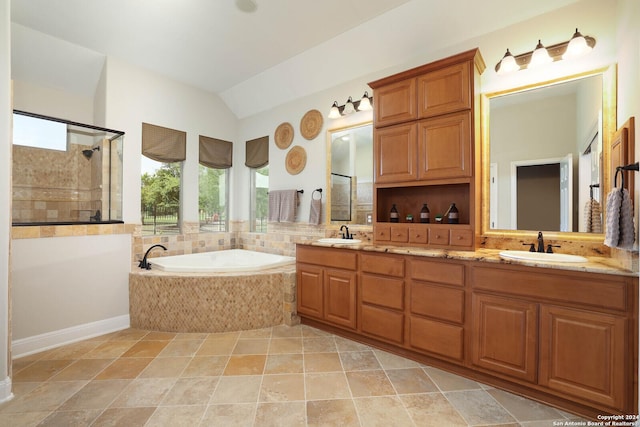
xmin=12 ymin=111 xmax=125 ymax=225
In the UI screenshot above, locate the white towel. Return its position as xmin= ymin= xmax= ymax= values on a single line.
xmin=604 ymin=188 xmax=635 ymax=248
xmin=279 ymin=190 xmax=299 ymax=222
xmin=309 ymin=192 xmax=322 ymax=225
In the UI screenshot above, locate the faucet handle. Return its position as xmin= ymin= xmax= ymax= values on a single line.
xmin=546 ymin=244 xmax=561 ymax=253
xmin=522 ymin=243 xmax=535 ymax=252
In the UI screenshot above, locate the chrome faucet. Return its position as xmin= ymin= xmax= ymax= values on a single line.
xmin=339 ymin=225 xmax=353 ymax=239
xmin=138 ymin=244 xmax=167 ymax=269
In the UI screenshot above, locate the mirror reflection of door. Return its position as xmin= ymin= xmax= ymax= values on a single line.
xmin=515 ymin=163 xmax=561 ymax=231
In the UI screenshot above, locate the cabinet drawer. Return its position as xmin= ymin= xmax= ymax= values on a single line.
xmin=297 ymin=245 xmax=357 ymax=270
xmin=472 ymin=266 xmax=629 ymax=311
xmin=374 ymin=224 xmax=390 ymax=241
xmin=409 ymin=316 xmax=464 ymax=361
xmin=361 ymin=305 xmax=404 ymax=344
xmin=450 ymin=228 xmax=473 ymax=247
xmin=410 ymin=282 xmax=464 ymax=323
xmin=374 ymin=78 xmax=417 ymax=127
xmin=390 ymin=225 xmax=409 ymax=242
xmin=418 ymin=61 xmax=471 ymax=118
xmin=428 ymin=228 xmax=449 ymax=245
xmin=360 ymin=253 xmax=405 ymax=277
xmin=410 ymin=258 xmax=464 ymax=286
xmin=409 ymin=226 xmax=428 ymax=244
xmin=361 ymin=274 xmax=404 ymax=310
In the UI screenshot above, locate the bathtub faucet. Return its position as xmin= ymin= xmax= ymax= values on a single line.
xmin=138 ymin=244 xmax=167 ymax=270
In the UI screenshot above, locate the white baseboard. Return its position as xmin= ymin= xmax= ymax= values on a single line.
xmin=0 ymin=376 xmax=13 ymax=404
xmin=12 ymin=315 xmax=130 ymax=359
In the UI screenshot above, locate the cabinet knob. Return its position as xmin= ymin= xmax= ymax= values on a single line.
xmin=456 ymin=236 xmax=462 ymax=240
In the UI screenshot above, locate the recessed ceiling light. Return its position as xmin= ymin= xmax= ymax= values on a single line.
xmin=235 ymin=0 xmax=257 ymax=13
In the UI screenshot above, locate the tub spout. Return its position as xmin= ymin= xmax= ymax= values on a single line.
xmin=138 ymin=244 xmax=167 ymax=270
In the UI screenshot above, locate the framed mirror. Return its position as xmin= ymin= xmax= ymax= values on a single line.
xmin=325 ymin=122 xmax=373 ymax=225
xmin=481 ymin=65 xmax=617 ymax=240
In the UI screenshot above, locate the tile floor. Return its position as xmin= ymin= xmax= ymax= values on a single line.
xmin=1 ymin=324 xmax=588 ymax=426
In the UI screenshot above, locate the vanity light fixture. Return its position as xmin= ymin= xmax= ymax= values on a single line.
xmin=327 ymin=92 xmax=374 ymax=118
xmin=495 ymin=28 xmax=596 ymax=74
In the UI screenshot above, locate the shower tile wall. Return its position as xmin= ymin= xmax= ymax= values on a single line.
xmin=12 ymin=143 xmax=102 ymax=223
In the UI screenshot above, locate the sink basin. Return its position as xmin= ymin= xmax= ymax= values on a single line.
xmin=499 ymin=250 xmax=588 ymax=263
xmin=317 ymin=238 xmax=362 ymax=245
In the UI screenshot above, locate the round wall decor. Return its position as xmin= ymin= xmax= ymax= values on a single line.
xmin=274 ymin=122 xmax=294 ymax=149
xmin=300 ymin=109 xmax=323 ymax=140
xmin=285 ymin=145 xmax=307 ymax=175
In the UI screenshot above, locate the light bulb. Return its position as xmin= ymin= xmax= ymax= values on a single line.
xmin=528 ymin=40 xmax=552 ymax=69
xmin=328 ymin=101 xmax=341 ymax=119
xmin=563 ymin=28 xmax=592 ymax=59
xmin=357 ymin=92 xmax=372 ymax=111
xmin=496 ymin=49 xmax=519 ymax=74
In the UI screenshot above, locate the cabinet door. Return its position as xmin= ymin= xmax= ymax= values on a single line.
xmin=417 ymin=61 xmax=471 ymax=118
xmin=471 ymin=294 xmax=538 ymax=382
xmin=374 ymin=78 xmax=417 ymax=127
xmin=297 ymin=264 xmax=324 ymax=319
xmin=418 ymin=111 xmax=471 ymax=180
xmin=539 ymin=305 xmax=626 ymax=410
xmin=324 ymin=268 xmax=357 ymax=329
xmin=375 ymin=123 xmax=418 ymax=183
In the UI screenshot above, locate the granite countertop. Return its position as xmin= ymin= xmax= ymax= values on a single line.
xmin=305 ymin=241 xmax=638 ymax=277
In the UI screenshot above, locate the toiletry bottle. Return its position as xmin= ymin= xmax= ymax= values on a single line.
xmin=390 ymin=204 xmax=399 ymax=223
xmin=447 ymin=203 xmax=459 ymax=224
xmin=420 ymin=203 xmax=430 ymax=223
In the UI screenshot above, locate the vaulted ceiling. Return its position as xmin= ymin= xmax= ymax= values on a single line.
xmin=10 ymin=0 xmax=581 ymax=118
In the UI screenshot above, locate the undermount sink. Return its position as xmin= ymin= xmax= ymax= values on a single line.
xmin=317 ymin=238 xmax=362 ymax=245
xmin=499 ymin=250 xmax=588 ymax=263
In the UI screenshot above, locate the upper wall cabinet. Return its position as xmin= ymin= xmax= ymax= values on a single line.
xmin=369 ymin=49 xmax=485 ymax=251
xmin=374 ymin=78 xmax=417 ymax=128
xmin=418 ymin=62 xmax=471 ymax=118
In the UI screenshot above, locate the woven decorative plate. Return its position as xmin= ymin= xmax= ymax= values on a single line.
xmin=274 ymin=122 xmax=294 ymax=149
xmin=300 ymin=109 xmax=323 ymax=140
xmin=285 ymin=145 xmax=307 ymax=175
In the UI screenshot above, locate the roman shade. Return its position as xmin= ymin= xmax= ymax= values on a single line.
xmin=199 ymin=135 xmax=233 ymax=169
xmin=245 ymin=136 xmax=269 ymax=168
xmin=141 ymin=122 xmax=186 ymax=163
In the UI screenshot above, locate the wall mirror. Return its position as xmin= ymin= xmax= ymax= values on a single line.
xmin=326 ymin=122 xmax=373 ymax=225
xmin=481 ymin=66 xmax=616 ymax=239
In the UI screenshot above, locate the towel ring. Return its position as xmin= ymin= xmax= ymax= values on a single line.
xmin=614 ymin=167 xmax=625 ymax=189
xmin=312 ymin=188 xmax=323 ymax=200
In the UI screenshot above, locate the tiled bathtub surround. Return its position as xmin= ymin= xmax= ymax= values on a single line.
xmin=3 ymin=324 xmax=588 ymax=426
xmin=129 ymin=265 xmax=298 ymax=332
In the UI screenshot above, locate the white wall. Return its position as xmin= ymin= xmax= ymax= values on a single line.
xmin=0 ymin=0 xmax=12 ymax=403
xmin=11 ymin=235 xmax=131 ymax=341
xmin=11 ymin=80 xmax=94 ymax=124
xmin=101 ymin=57 xmax=239 ymax=224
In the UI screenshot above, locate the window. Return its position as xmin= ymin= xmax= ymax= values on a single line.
xmin=251 ymin=165 xmax=269 ymax=232
xmin=13 ymin=113 xmax=66 ymax=151
xmin=141 ymin=159 xmax=181 ymax=235
xmin=140 ymin=123 xmax=186 ymax=236
xmin=199 ymin=165 xmax=229 ymax=232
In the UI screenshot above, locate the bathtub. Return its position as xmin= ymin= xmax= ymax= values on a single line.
xmin=129 ymin=249 xmax=299 ymax=333
xmin=150 ymin=249 xmax=295 ymax=273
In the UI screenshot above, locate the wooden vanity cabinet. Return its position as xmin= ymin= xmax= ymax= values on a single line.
xmin=297 ymin=245 xmax=638 ymax=418
xmin=296 ymin=245 xmax=357 ymax=330
xmin=359 ymin=253 xmax=406 ymax=344
xmin=470 ymin=263 xmax=636 ymax=413
xmin=369 ymin=49 xmax=485 ymax=250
